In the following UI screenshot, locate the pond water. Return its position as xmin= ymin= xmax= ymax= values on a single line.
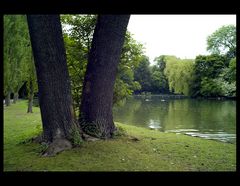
xmin=113 ymin=95 xmax=236 ymax=144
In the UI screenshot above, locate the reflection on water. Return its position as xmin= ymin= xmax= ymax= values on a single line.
xmin=113 ymin=95 xmax=236 ymax=143
xmin=148 ymin=119 xmax=162 ymax=129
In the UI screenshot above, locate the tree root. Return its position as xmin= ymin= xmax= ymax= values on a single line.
xmin=42 ymin=138 xmax=72 ymax=157
xmin=82 ymin=133 xmax=100 ymax=142
xmin=32 ymin=134 xmax=45 ymax=144
xmin=32 ymin=131 xmax=101 ymax=157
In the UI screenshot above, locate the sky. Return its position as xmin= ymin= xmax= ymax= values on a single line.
xmin=127 ymin=15 xmax=236 ymax=64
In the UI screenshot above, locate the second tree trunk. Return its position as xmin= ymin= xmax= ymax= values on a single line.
xmin=79 ymin=15 xmax=130 ymax=139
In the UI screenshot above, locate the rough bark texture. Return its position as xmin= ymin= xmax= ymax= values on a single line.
xmin=27 ymin=79 xmax=34 ymax=113
xmin=27 ymin=15 xmax=78 ymax=143
xmin=79 ymin=15 xmax=130 ymax=139
xmin=27 ymin=94 xmax=33 ymax=113
xmin=13 ymin=92 xmax=18 ymax=103
xmin=5 ymin=91 xmax=11 ymax=106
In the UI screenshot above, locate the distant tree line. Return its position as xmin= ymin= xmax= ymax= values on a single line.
xmin=133 ymin=25 xmax=236 ymax=98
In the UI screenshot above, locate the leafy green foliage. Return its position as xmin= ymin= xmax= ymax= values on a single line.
xmin=151 ymin=55 xmax=169 ymax=93
xmin=188 ymin=25 xmax=236 ymax=97
xmin=134 ymin=55 xmax=152 ymax=93
xmin=163 ymin=56 xmax=194 ymax=96
xmin=63 ymin=34 xmax=87 ymax=114
xmin=207 ymin=25 xmax=236 ymax=58
xmin=151 ymin=70 xmax=169 ymax=93
xmin=4 ymin=15 xmax=35 ymax=101
xmin=200 ymin=77 xmax=235 ymax=97
xmin=26 ymin=53 xmax=38 ymax=99
xmin=61 ymin=14 xmax=97 ymax=51
xmin=113 ymin=78 xmax=135 ymax=105
xmin=4 ymin=15 xmax=24 ymax=95
xmin=70 ymin=124 xmax=83 ymax=146
xmin=61 ymin=15 xmax=97 ymax=114
xmin=228 ymin=58 xmax=236 ymax=82
xmin=114 ymin=31 xmax=145 ymax=104
xmin=200 ymin=78 xmax=223 ymax=96
xmin=61 ymin=15 xmax=145 ymax=114
xmin=192 ymin=54 xmax=235 ymax=97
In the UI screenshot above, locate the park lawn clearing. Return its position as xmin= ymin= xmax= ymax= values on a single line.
xmin=4 ymin=100 xmax=236 ymax=171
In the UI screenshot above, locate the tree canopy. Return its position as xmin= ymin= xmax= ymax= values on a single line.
xmin=61 ymin=15 xmax=145 ymax=114
xmin=4 ymin=15 xmax=34 ymax=105
xmin=207 ymin=25 xmax=236 ymax=58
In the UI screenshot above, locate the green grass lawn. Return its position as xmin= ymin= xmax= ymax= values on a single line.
xmin=4 ymin=100 xmax=236 ymax=171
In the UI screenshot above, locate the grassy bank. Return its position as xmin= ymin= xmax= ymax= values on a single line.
xmin=4 ymin=100 xmax=236 ymax=171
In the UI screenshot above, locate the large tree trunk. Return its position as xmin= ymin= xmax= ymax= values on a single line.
xmin=13 ymin=92 xmax=18 ymax=103
xmin=79 ymin=15 xmax=130 ymax=139
xmin=5 ymin=91 xmax=11 ymax=106
xmin=27 ymin=79 xmax=34 ymax=113
xmin=27 ymin=15 xmax=78 ymax=146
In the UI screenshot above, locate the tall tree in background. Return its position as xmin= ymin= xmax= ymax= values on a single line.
xmin=27 ymin=15 xmax=79 ymax=149
xmin=4 ymin=15 xmax=29 ymax=105
xmin=133 ymin=55 xmax=152 ymax=93
xmin=3 ymin=15 xmax=11 ymax=106
xmin=207 ymin=25 xmax=236 ymax=59
xmin=192 ymin=54 xmax=235 ymax=97
xmin=163 ymin=56 xmax=194 ymax=96
xmin=151 ymin=55 xmax=169 ymax=94
xmin=79 ymin=15 xmax=130 ymax=139
xmin=27 ymin=53 xmax=38 ymax=113
xmin=12 ymin=16 xmax=30 ymax=104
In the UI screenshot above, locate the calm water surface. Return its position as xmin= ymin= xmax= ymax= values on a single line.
xmin=113 ymin=95 xmax=236 ymax=143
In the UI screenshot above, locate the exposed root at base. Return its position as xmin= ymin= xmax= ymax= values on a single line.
xmin=82 ymin=133 xmax=100 ymax=142
xmin=42 ymin=138 xmax=72 ymax=157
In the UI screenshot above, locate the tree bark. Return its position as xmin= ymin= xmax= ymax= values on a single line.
xmin=79 ymin=15 xmax=130 ymax=139
xmin=5 ymin=91 xmax=11 ymax=106
xmin=27 ymin=80 xmax=34 ymax=113
xmin=13 ymin=92 xmax=18 ymax=103
xmin=27 ymin=94 xmax=33 ymax=113
xmin=27 ymin=15 xmax=78 ymax=143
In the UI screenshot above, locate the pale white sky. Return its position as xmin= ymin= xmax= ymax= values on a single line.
xmin=127 ymin=15 xmax=236 ymax=64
